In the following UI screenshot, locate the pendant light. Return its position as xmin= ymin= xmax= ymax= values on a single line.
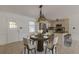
xmin=37 ymin=5 xmax=48 ymax=23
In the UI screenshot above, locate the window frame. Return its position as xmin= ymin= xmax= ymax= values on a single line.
xmin=9 ymin=21 xmax=17 ymax=29
xmin=28 ymin=21 xmax=36 ymax=33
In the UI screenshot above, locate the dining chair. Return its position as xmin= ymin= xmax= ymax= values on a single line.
xmin=27 ymin=36 xmax=34 ymax=45
xmin=44 ymin=34 xmax=54 ymax=47
xmin=48 ymin=34 xmax=54 ymax=43
xmin=30 ymin=35 xmax=37 ymax=46
xmin=23 ymin=38 xmax=36 ymax=54
xmin=43 ymin=35 xmax=48 ymax=46
xmin=52 ymin=36 xmax=59 ymax=54
xmin=45 ymin=35 xmax=58 ymax=54
xmin=64 ymin=34 xmax=72 ymax=47
xmin=45 ymin=34 xmax=54 ymax=54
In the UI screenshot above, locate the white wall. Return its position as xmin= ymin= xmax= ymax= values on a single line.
xmin=69 ymin=14 xmax=79 ymax=41
xmin=0 ymin=14 xmax=8 ymax=45
xmin=0 ymin=12 xmax=36 ymax=45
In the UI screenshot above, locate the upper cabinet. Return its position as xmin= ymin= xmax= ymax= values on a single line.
xmin=48 ymin=18 xmax=69 ymax=33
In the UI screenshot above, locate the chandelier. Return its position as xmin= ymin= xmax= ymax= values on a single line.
xmin=37 ymin=5 xmax=48 ymax=23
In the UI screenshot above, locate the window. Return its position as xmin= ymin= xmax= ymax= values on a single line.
xmin=29 ymin=21 xmax=35 ymax=32
xmin=9 ymin=21 xmax=17 ymax=28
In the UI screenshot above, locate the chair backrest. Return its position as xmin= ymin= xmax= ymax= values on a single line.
xmin=23 ymin=38 xmax=28 ymax=45
xmin=64 ymin=34 xmax=71 ymax=38
xmin=53 ymin=36 xmax=59 ymax=45
xmin=64 ymin=34 xmax=72 ymax=43
xmin=23 ymin=38 xmax=30 ymax=49
xmin=49 ymin=34 xmax=54 ymax=43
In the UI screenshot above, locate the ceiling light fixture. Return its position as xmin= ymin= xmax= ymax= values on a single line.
xmin=37 ymin=5 xmax=48 ymax=23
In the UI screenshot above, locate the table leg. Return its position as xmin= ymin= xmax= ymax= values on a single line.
xmin=37 ymin=40 xmax=44 ymax=52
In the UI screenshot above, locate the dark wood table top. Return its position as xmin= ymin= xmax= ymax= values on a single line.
xmin=30 ymin=34 xmax=49 ymax=41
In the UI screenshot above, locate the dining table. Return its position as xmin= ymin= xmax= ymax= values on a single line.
xmin=30 ymin=34 xmax=49 ymax=52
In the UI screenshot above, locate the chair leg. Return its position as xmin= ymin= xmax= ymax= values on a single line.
xmin=52 ymin=45 xmax=54 ymax=54
xmin=28 ymin=49 xmax=29 ymax=54
xmin=55 ymin=47 xmax=57 ymax=54
xmin=45 ymin=47 xmax=47 ymax=54
xmin=32 ymin=41 xmax=34 ymax=45
xmin=53 ymin=45 xmax=56 ymax=54
xmin=52 ymin=48 xmax=53 ymax=54
xmin=34 ymin=48 xmax=36 ymax=54
xmin=24 ymin=47 xmax=26 ymax=54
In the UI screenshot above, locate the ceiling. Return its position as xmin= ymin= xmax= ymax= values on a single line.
xmin=0 ymin=5 xmax=79 ymax=20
